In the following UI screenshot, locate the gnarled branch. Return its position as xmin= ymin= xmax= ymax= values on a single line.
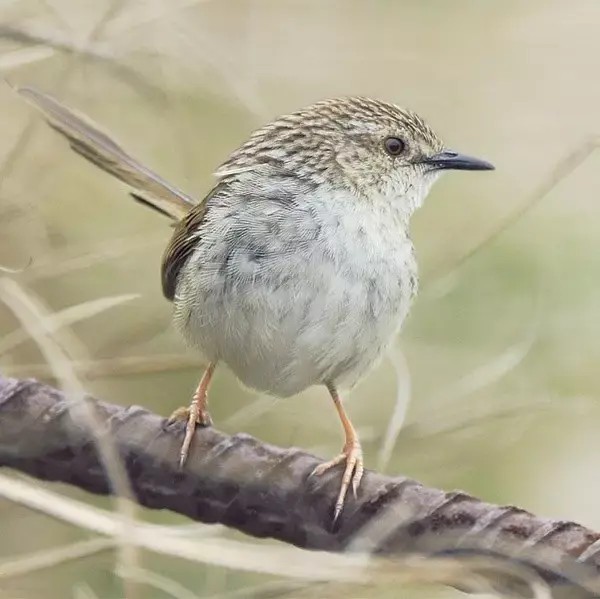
xmin=0 ymin=374 xmax=599 ymax=597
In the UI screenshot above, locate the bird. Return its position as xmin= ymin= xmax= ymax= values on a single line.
xmin=18 ymin=87 xmax=494 ymax=522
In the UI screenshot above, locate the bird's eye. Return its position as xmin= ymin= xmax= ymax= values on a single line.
xmin=383 ymin=136 xmax=406 ymax=156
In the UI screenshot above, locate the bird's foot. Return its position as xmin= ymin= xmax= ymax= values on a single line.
xmin=311 ymin=440 xmax=364 ymax=523
xmin=168 ymin=405 xmax=213 ymax=427
xmin=168 ymin=402 xmax=212 ymax=468
xmin=167 ymin=363 xmax=216 ymax=468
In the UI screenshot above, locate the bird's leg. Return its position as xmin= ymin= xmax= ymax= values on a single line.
xmin=311 ymin=383 xmax=364 ymax=522
xmin=168 ymin=361 xmax=217 ymax=467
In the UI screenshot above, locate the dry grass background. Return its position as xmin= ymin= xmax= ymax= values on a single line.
xmin=0 ymin=0 xmax=599 ymax=597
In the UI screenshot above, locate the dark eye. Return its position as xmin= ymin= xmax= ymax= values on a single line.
xmin=384 ymin=136 xmax=406 ymax=156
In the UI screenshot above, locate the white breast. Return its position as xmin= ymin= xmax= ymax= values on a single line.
xmin=174 ymin=184 xmax=418 ymax=397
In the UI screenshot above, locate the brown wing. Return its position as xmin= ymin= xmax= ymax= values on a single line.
xmin=17 ymin=86 xmax=195 ymax=220
xmin=161 ymin=182 xmax=225 ymax=300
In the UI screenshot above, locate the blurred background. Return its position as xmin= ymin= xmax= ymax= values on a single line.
xmin=0 ymin=0 xmax=599 ymax=597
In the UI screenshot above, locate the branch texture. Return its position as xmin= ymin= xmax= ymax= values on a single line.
xmin=0 ymin=375 xmax=599 ymax=597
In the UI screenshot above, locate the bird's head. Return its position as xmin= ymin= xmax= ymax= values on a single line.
xmin=217 ymin=96 xmax=493 ymax=217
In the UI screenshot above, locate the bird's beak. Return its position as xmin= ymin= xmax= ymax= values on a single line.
xmin=425 ymin=150 xmax=494 ymax=171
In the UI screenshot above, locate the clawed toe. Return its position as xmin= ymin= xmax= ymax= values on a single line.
xmin=171 ymin=362 xmax=217 ymax=468
xmin=178 ymin=404 xmax=213 ymax=467
xmin=168 ymin=405 xmax=212 ymax=427
xmin=311 ymin=443 xmax=364 ymax=523
xmin=198 ymin=410 xmax=213 ymax=427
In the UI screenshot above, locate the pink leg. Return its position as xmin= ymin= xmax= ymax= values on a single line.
xmin=311 ymin=384 xmax=364 ymax=522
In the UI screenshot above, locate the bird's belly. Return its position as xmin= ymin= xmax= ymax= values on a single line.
xmin=176 ymin=252 xmax=416 ymax=397
xmin=173 ymin=201 xmax=417 ymax=397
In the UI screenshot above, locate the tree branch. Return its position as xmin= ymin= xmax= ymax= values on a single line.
xmin=0 ymin=374 xmax=599 ymax=597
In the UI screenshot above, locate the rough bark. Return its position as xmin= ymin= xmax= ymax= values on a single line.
xmin=0 ymin=375 xmax=598 ymax=597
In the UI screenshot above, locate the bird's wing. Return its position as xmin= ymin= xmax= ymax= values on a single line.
xmin=160 ymin=182 xmax=227 ymax=300
xmin=18 ymin=86 xmax=196 ymax=220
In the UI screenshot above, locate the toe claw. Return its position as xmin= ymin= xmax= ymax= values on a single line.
xmin=310 ymin=454 xmax=345 ymax=479
xmin=351 ymin=463 xmax=364 ymax=498
xmin=171 ymin=364 xmax=216 ymax=468
xmin=310 ymin=443 xmax=364 ymax=522
xmin=198 ymin=410 xmax=213 ymax=427
xmin=333 ymin=503 xmax=343 ymax=525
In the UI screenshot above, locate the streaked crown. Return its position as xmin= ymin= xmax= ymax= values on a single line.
xmin=215 ymin=96 xmax=445 ymax=192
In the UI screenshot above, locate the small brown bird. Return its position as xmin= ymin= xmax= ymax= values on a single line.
xmin=19 ymin=88 xmax=493 ymax=522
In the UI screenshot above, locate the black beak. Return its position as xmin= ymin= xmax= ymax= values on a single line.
xmin=425 ymin=150 xmax=494 ymax=171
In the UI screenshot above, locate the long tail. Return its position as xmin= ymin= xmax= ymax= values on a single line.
xmin=17 ymin=86 xmax=195 ymax=220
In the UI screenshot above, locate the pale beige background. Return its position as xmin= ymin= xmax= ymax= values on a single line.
xmin=0 ymin=0 xmax=599 ymax=597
